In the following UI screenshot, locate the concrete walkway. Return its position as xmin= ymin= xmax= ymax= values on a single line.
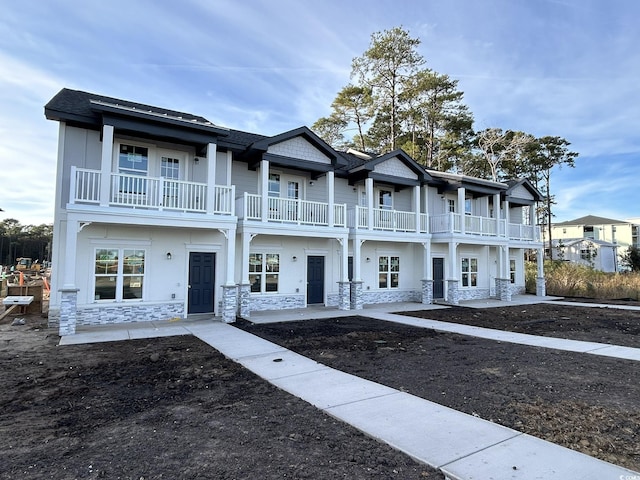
xmin=58 ymin=297 xmax=640 ymax=479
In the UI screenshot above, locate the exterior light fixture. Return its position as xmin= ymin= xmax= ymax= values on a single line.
xmin=166 ymin=252 xmax=172 ymax=260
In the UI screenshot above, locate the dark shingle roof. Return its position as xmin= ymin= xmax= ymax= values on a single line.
xmin=555 ymin=215 xmax=628 ymax=226
xmin=45 ymin=88 xmax=211 ymax=124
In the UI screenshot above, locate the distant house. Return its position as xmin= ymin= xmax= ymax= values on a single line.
xmin=44 ymin=88 xmax=546 ymax=336
xmin=548 ymin=215 xmax=640 ymax=271
xmin=548 ymin=238 xmax=618 ymax=272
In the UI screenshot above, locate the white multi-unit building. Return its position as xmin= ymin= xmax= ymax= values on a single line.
xmin=45 ymin=88 xmax=546 ymax=335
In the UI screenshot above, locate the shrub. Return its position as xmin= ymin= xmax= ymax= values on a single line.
xmin=526 ymin=261 xmax=640 ymax=300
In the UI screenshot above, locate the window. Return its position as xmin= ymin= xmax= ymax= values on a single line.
xmin=161 ymin=157 xmax=180 ymax=207
xmin=268 ymin=174 xmax=281 ymax=197
xmin=94 ymin=248 xmax=145 ymax=301
xmin=378 ymin=189 xmax=393 ymax=210
xmin=379 ymin=256 xmax=399 ymax=289
xmin=461 ymin=257 xmax=478 ymax=287
xmin=448 ymin=199 xmax=456 ymax=213
xmin=118 ymin=145 xmax=148 ymax=194
xmin=510 ymin=259 xmax=516 ymax=283
xmin=580 ymin=245 xmax=595 ymax=261
xmin=465 ymin=198 xmax=472 ymax=215
xmin=583 ymin=225 xmax=594 ymax=239
xmin=249 ymin=253 xmax=280 ymax=293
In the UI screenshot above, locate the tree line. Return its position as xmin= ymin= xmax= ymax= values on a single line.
xmin=313 ymin=27 xmax=578 ymax=249
xmin=0 ymin=218 xmax=52 ymax=267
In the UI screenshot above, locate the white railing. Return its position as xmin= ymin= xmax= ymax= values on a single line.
xmin=464 ymin=215 xmax=505 ymax=236
xmin=348 ymin=206 xmax=428 ymax=233
xmin=69 ymin=167 xmax=234 ymax=215
xmin=243 ymin=193 xmax=346 ymax=227
xmin=72 ymin=168 xmax=101 ymax=203
xmin=430 ymin=213 xmax=461 ymax=234
xmin=509 ymin=223 xmax=539 ymax=241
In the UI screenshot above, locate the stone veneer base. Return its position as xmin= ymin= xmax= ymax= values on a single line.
xmin=74 ymin=302 xmax=185 ymax=327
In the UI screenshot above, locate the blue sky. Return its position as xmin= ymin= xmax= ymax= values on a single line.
xmin=2 ymin=0 xmax=640 ymax=225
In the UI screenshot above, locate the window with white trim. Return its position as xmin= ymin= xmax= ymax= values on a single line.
xmin=118 ymin=144 xmax=148 ymax=194
xmin=510 ymin=259 xmax=516 ymax=283
xmin=448 ymin=199 xmax=455 ymax=213
xmin=249 ymin=253 xmax=280 ymax=293
xmin=378 ymin=189 xmax=393 ymax=210
xmin=379 ymin=256 xmax=399 ymax=288
xmin=461 ymin=257 xmax=478 ymax=287
xmin=94 ymin=248 xmax=145 ymax=301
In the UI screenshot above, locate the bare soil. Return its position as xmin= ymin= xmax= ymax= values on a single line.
xmin=237 ymin=303 xmax=640 ymax=472
xmin=0 ymin=316 xmax=441 ymax=480
xmin=2 ymin=301 xmax=639 ymax=478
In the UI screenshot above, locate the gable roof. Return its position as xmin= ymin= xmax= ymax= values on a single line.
xmin=426 ymin=169 xmax=507 ymax=196
xmin=555 ymin=215 xmax=628 ymax=226
xmin=346 ymin=149 xmax=431 ymax=186
xmin=504 ymin=178 xmax=544 ymax=205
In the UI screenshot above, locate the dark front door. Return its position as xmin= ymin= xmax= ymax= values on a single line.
xmin=307 ymin=256 xmax=325 ymax=304
xmin=188 ymin=252 xmax=215 ymax=314
xmin=433 ymin=257 xmax=444 ymax=299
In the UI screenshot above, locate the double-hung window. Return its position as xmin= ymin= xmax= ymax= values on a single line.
xmin=249 ymin=253 xmax=280 ymax=293
xmin=161 ymin=156 xmax=180 ymax=207
xmin=510 ymin=259 xmax=516 ymax=283
xmin=461 ymin=257 xmax=478 ymax=287
xmin=379 ymin=256 xmax=399 ymax=289
xmin=118 ymin=145 xmax=148 ymax=194
xmin=94 ymin=248 xmax=145 ymax=301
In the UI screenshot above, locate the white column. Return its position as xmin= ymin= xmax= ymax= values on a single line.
xmin=413 ymin=185 xmax=421 ymax=232
xmin=225 ymin=228 xmax=236 ymax=286
xmin=353 ymin=238 xmax=363 ymax=281
xmin=340 ymin=236 xmax=349 ymax=282
xmin=493 ymin=193 xmax=501 ymax=219
xmin=423 ymin=185 xmax=429 ymax=232
xmin=448 ymin=241 xmax=457 ymax=279
xmin=327 ymin=171 xmax=335 ymax=227
xmin=62 ymin=219 xmax=78 ymax=289
xmin=537 ymin=248 xmax=544 ymax=277
xmin=206 ymin=143 xmax=217 ymax=214
xmin=423 ymin=242 xmax=432 ymax=280
xmin=366 ymin=178 xmax=374 ymax=230
xmin=260 ymin=159 xmax=269 ymax=222
xmin=241 ymin=231 xmax=252 ymax=284
xmin=226 ymin=151 xmax=233 ymax=185
xmin=457 ymin=187 xmax=466 ymax=234
xmin=99 ymin=125 xmax=114 ymax=207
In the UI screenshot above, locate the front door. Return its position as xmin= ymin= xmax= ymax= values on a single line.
xmin=433 ymin=257 xmax=444 ymax=299
xmin=188 ymin=252 xmax=215 ymax=314
xmin=307 ymin=256 xmax=324 ymax=304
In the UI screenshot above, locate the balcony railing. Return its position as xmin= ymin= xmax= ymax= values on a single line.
xmin=348 ymin=206 xmax=428 ymax=233
xmin=241 ymin=193 xmax=346 ymax=227
xmin=70 ymin=167 xmax=234 ymax=215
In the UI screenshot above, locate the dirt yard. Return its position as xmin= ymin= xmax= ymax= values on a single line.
xmin=0 ymin=316 xmax=440 ymax=480
xmin=238 ymin=303 xmax=640 ymax=472
xmin=1 ymin=301 xmax=639 ymax=478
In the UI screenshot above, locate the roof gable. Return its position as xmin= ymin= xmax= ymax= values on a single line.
xmin=348 ymin=149 xmax=430 ymax=186
xmin=505 ymin=178 xmax=543 ymax=205
xmin=267 ymin=136 xmax=332 ymax=164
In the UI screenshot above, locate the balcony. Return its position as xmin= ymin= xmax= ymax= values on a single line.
xmin=70 ymin=167 xmax=235 ymax=215
xmin=348 ymin=206 xmax=428 ymax=233
xmin=238 ymin=193 xmax=346 ymax=227
xmin=348 ymin=208 xmax=540 ymax=242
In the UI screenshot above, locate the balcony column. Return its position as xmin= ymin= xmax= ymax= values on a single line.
xmin=220 ymin=227 xmax=237 ymax=323
xmin=493 ymin=193 xmax=501 ymax=219
xmin=413 ymin=185 xmax=421 ymax=232
xmin=350 ymin=238 xmax=364 ymax=310
xmin=422 ymin=185 xmax=429 ymax=232
xmin=99 ymin=124 xmax=114 ymax=206
xmin=421 ymin=242 xmax=433 ymax=304
xmin=447 ymin=241 xmax=459 ymax=305
xmin=205 ymin=143 xmax=217 ymax=214
xmin=536 ymin=247 xmax=546 ymax=296
xmin=59 ymin=219 xmax=79 ymax=336
xmin=327 ymin=171 xmax=335 ymax=227
xmin=337 ymin=236 xmax=350 ymax=310
xmin=260 ymin=159 xmax=269 ymax=222
xmin=457 ymin=187 xmax=466 ymax=234
xmin=239 ymin=231 xmax=255 ymax=319
xmin=366 ymin=177 xmax=374 ymax=230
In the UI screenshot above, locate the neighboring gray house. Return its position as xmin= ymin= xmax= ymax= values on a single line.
xmin=44 ymin=88 xmax=546 ymax=336
xmin=548 ymin=238 xmax=618 ymax=272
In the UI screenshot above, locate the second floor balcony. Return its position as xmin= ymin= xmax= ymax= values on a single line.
xmin=348 ymin=207 xmax=540 ymax=242
xmin=237 ymin=193 xmax=347 ymax=228
xmin=70 ymin=167 xmax=235 ymax=215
